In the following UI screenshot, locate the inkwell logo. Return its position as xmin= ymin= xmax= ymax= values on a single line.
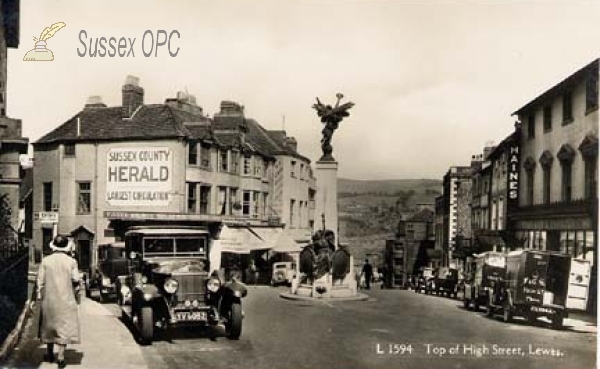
xmin=23 ymin=22 xmax=66 ymax=61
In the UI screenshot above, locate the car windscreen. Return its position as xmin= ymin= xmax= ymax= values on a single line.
xmin=144 ymin=238 xmax=175 ymax=255
xmin=143 ymin=237 xmax=206 ymax=257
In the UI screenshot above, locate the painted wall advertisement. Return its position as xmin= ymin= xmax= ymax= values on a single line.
xmin=106 ymin=147 xmax=173 ymax=206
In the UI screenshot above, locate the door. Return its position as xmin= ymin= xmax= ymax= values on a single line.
xmin=78 ymin=240 xmax=92 ymax=273
xmin=567 ymin=258 xmax=592 ymax=310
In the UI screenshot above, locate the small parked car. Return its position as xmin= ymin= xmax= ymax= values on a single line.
xmin=271 ymin=262 xmax=296 ymax=286
xmin=431 ymin=267 xmax=460 ymax=298
xmin=93 ymin=242 xmax=127 ymax=302
xmin=414 ymin=267 xmax=434 ymax=293
xmin=117 ymin=226 xmax=248 ymax=344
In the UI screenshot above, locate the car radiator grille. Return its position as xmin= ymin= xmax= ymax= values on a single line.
xmin=175 ymin=273 xmax=207 ymax=301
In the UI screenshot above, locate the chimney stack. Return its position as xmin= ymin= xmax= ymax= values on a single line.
xmin=84 ymin=95 xmax=106 ymax=109
xmin=285 ymin=136 xmax=297 ymax=152
xmin=122 ymin=75 xmax=144 ymax=118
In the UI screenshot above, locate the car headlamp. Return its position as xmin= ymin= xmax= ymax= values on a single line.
xmin=207 ymin=278 xmax=221 ymax=293
xmin=102 ymin=277 xmax=111 ymax=286
xmin=164 ymin=278 xmax=179 ymax=294
xmin=141 ymin=275 xmax=148 ymax=284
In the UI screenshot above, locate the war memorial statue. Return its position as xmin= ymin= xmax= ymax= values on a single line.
xmin=312 ymin=93 xmax=355 ymax=161
xmin=286 ymin=94 xmax=360 ymax=299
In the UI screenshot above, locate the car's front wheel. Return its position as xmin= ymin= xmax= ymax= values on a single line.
xmin=226 ymin=302 xmax=243 ymax=340
xmin=137 ymin=306 xmax=154 ymax=344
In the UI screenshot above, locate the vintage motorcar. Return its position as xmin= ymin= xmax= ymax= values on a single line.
xmin=414 ymin=267 xmax=434 ymax=293
xmin=486 ymin=250 xmax=571 ymax=329
xmin=271 ymin=262 xmax=296 ymax=286
xmin=427 ymin=267 xmax=459 ymax=298
xmin=463 ymin=252 xmax=506 ymax=311
xmin=93 ymin=242 xmax=127 ymax=302
xmin=116 ymin=226 xmax=248 ymax=344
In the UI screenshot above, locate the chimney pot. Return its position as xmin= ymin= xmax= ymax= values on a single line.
xmin=122 ymin=75 xmax=144 ymax=118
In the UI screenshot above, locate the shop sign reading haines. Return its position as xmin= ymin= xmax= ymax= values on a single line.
xmin=106 ymin=147 xmax=173 ymax=206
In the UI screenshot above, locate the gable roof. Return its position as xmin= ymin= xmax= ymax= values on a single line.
xmin=34 ymin=104 xmax=197 ymax=145
xmin=34 ymin=101 xmax=311 ymax=163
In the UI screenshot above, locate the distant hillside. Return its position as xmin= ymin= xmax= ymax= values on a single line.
xmin=338 ymin=178 xmax=442 ymax=196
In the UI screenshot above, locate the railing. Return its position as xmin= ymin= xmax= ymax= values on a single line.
xmin=0 ymin=246 xmax=29 ymax=345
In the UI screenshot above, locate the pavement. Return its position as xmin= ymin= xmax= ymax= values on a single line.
xmin=2 ymin=296 xmax=148 ymax=369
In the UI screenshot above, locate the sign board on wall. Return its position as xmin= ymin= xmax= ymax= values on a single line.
xmin=507 ymin=141 xmax=520 ymax=209
xmin=106 ymin=147 xmax=173 ymax=206
xmin=34 ymin=211 xmax=59 ymax=223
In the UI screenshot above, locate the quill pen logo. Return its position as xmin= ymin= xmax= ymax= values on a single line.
xmin=23 ymin=22 xmax=66 ymax=61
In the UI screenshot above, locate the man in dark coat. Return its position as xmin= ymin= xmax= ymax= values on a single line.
xmin=361 ymin=259 xmax=373 ymax=290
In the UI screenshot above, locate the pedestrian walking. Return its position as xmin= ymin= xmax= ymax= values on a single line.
xmin=249 ymin=260 xmax=258 ymax=286
xmin=34 ymin=235 xmax=81 ymax=369
xmin=360 ymin=259 xmax=373 ymax=290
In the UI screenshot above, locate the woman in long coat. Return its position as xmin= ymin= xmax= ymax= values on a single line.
xmin=36 ymin=235 xmax=81 ymax=368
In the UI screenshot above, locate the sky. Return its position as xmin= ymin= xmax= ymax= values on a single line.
xmin=6 ymin=0 xmax=600 ymax=180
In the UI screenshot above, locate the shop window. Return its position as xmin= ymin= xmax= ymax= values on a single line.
xmin=77 ymin=182 xmax=91 ymax=214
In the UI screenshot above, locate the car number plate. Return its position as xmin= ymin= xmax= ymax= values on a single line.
xmin=530 ymin=306 xmax=556 ymax=315
xmin=175 ymin=311 xmax=207 ymax=321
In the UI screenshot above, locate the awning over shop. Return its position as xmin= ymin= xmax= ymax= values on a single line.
xmin=209 ymin=225 xmax=303 ymax=274
xmin=251 ymin=227 xmax=303 ymax=254
xmin=214 ymin=225 xmax=267 ymax=255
